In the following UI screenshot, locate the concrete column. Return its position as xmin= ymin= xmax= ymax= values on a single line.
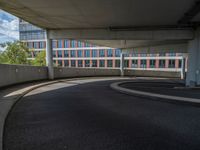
xmin=120 ymin=53 xmax=125 ymax=76
xmin=45 ymin=30 xmax=54 ymax=80
xmin=186 ymin=28 xmax=200 ymax=86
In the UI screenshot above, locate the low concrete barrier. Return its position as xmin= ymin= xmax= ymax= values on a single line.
xmin=124 ymin=69 xmax=180 ymax=78
xmin=0 ymin=64 xmax=48 ymax=88
xmin=54 ymin=67 xmax=120 ymax=79
xmin=0 ymin=64 xmax=181 ymax=88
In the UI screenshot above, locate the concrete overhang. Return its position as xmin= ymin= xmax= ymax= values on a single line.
xmin=0 ymin=0 xmax=200 ymax=48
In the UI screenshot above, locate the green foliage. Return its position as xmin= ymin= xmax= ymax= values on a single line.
xmin=32 ymin=51 xmax=46 ymax=66
xmin=0 ymin=41 xmax=30 ymax=65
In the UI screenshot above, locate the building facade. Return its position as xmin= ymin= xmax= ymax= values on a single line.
xmin=19 ymin=19 xmax=187 ymax=72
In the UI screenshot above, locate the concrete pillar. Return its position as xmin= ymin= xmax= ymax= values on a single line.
xmin=186 ymin=28 xmax=200 ymax=86
xmin=45 ymin=30 xmax=54 ymax=80
xmin=120 ymin=53 xmax=125 ymax=76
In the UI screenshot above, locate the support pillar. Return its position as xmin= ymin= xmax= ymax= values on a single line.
xmin=120 ymin=53 xmax=125 ymax=76
xmin=186 ymin=28 xmax=200 ymax=86
xmin=181 ymin=57 xmax=186 ymax=80
xmin=46 ymin=30 xmax=54 ymax=80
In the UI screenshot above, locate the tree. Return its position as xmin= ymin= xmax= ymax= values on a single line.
xmin=0 ymin=41 xmax=30 ymax=65
xmin=32 ymin=50 xmax=46 ymax=66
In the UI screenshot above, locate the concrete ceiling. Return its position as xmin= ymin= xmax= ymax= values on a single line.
xmin=0 ymin=0 xmax=200 ymax=49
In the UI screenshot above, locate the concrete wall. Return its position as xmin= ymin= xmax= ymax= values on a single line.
xmin=54 ymin=67 xmax=120 ymax=79
xmin=0 ymin=64 xmax=48 ymax=88
xmin=125 ymin=69 xmax=180 ymax=78
xmin=0 ymin=64 xmax=181 ymax=88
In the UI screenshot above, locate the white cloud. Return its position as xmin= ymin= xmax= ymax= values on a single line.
xmin=0 ymin=10 xmax=19 ymax=43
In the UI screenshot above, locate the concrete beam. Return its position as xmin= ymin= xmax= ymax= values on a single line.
xmin=48 ymin=29 xmax=194 ymax=40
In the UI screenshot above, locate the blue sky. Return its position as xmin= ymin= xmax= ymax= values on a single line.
xmin=0 ymin=9 xmax=19 ymax=45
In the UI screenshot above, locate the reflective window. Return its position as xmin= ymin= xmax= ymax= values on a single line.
xmin=64 ymin=40 xmax=68 ymax=48
xmin=85 ymin=60 xmax=90 ymax=67
xmin=64 ymin=60 xmax=69 ymax=67
xmin=71 ymin=50 xmax=76 ymax=57
xmin=58 ymin=40 xmax=62 ymax=48
xmin=71 ymin=60 xmax=76 ymax=67
xmin=64 ymin=51 xmax=69 ymax=57
xmin=58 ymin=60 xmax=62 ymax=67
xmin=99 ymin=60 xmax=105 ymax=67
xmin=115 ymin=49 xmax=121 ymax=57
xmin=115 ymin=60 xmax=120 ymax=68
xmin=150 ymin=60 xmax=156 ymax=68
xmin=53 ymin=51 xmax=56 ymax=57
xmin=107 ymin=49 xmax=113 ymax=57
xmin=58 ymin=50 xmax=62 ymax=58
xmin=132 ymin=60 xmax=138 ymax=68
xmin=78 ymin=50 xmax=82 ymax=57
xmin=85 ymin=50 xmax=90 ymax=57
xmin=92 ymin=50 xmax=97 ymax=57
xmin=140 ymin=60 xmax=147 ymax=68
xmin=92 ymin=60 xmax=97 ymax=67
xmin=169 ymin=60 xmax=175 ymax=68
xmin=159 ymin=60 xmax=165 ymax=68
xmin=78 ymin=60 xmax=83 ymax=67
xmin=99 ymin=50 xmax=105 ymax=57
xmin=107 ymin=60 xmax=113 ymax=67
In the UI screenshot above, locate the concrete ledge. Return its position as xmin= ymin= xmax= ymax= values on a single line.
xmin=110 ymin=81 xmax=200 ymax=104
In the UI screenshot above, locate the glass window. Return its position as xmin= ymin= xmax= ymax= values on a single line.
xmin=92 ymin=60 xmax=97 ymax=67
xmin=92 ymin=50 xmax=97 ymax=57
xmin=140 ymin=53 xmax=147 ymax=57
xmin=64 ymin=50 xmax=69 ymax=57
xmin=150 ymin=60 xmax=156 ymax=68
xmin=99 ymin=50 xmax=105 ymax=57
xmin=125 ymin=60 xmax=129 ymax=68
xmin=107 ymin=60 xmax=113 ymax=67
xmin=85 ymin=60 xmax=90 ymax=67
xmin=58 ymin=40 xmax=62 ymax=48
xmin=179 ymin=60 xmax=182 ymax=68
xmin=28 ymin=42 xmax=33 ymax=49
xmin=78 ymin=50 xmax=82 ymax=57
xmin=58 ymin=60 xmax=62 ymax=67
xmin=33 ymin=42 xmax=38 ymax=49
xmin=58 ymin=50 xmax=62 ymax=58
xmin=71 ymin=50 xmax=76 ymax=57
xmin=132 ymin=60 xmax=138 ymax=68
xmin=140 ymin=60 xmax=147 ymax=68
xmin=71 ymin=60 xmax=76 ymax=67
xmin=99 ymin=60 xmax=105 ymax=67
xmin=168 ymin=53 xmax=176 ymax=57
xmin=53 ymin=51 xmax=56 ymax=57
xmin=159 ymin=60 xmax=165 ymax=68
xmin=64 ymin=40 xmax=68 ymax=48
xmin=78 ymin=60 xmax=83 ymax=67
xmin=64 ymin=60 xmax=69 ymax=67
xmin=52 ymin=41 xmax=57 ymax=48
xmin=115 ymin=60 xmax=120 ymax=68
xmin=149 ymin=53 xmax=157 ymax=57
xmin=115 ymin=49 xmax=121 ymax=57
xmin=169 ymin=60 xmax=175 ymax=68
xmin=107 ymin=49 xmax=113 ymax=57
xmin=85 ymin=50 xmax=90 ymax=57
xmin=159 ymin=53 xmax=166 ymax=56
xmin=39 ymin=42 xmax=44 ymax=49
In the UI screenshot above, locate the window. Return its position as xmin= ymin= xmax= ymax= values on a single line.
xmin=58 ymin=40 xmax=62 ymax=48
xmin=159 ymin=60 xmax=165 ymax=68
xmin=107 ymin=49 xmax=113 ymax=57
xmin=52 ymin=41 xmax=57 ymax=48
xmin=99 ymin=60 xmax=105 ymax=67
xmin=58 ymin=60 xmax=62 ymax=67
xmin=159 ymin=53 xmax=166 ymax=56
xmin=85 ymin=50 xmax=90 ymax=57
xmin=64 ymin=60 xmax=69 ymax=67
xmin=168 ymin=53 xmax=176 ymax=57
xmin=179 ymin=60 xmax=182 ymax=68
xmin=33 ymin=42 xmax=38 ymax=49
xmin=64 ymin=40 xmax=68 ymax=48
xmin=140 ymin=53 xmax=147 ymax=57
xmin=132 ymin=60 xmax=138 ymax=68
xmin=57 ymin=50 xmax=62 ymax=58
xmin=71 ymin=50 xmax=76 ymax=57
xmin=169 ymin=60 xmax=175 ymax=68
xmin=140 ymin=60 xmax=147 ymax=68
xmin=115 ymin=60 xmax=120 ymax=68
xmin=92 ymin=60 xmax=97 ymax=67
xmin=78 ymin=50 xmax=82 ymax=57
xmin=53 ymin=51 xmax=56 ymax=57
xmin=149 ymin=53 xmax=157 ymax=57
xmin=71 ymin=60 xmax=76 ymax=67
xmin=28 ymin=42 xmax=33 ymax=49
xmin=150 ymin=60 xmax=156 ymax=68
xmin=39 ymin=42 xmax=45 ymax=49
xmin=99 ymin=50 xmax=105 ymax=57
xmin=125 ymin=60 xmax=129 ymax=68
xmin=71 ymin=40 xmax=76 ymax=48
xmin=92 ymin=50 xmax=97 ymax=57
xmin=85 ymin=60 xmax=90 ymax=67
xmin=78 ymin=60 xmax=83 ymax=67
xmin=64 ymin=51 xmax=69 ymax=57
xmin=107 ymin=60 xmax=113 ymax=67
xmin=115 ymin=49 xmax=121 ymax=57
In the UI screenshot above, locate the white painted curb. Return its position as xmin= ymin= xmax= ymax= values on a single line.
xmin=110 ymin=81 xmax=200 ymax=104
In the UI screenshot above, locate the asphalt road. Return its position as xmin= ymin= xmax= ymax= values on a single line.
xmin=3 ymin=79 xmax=200 ymax=150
